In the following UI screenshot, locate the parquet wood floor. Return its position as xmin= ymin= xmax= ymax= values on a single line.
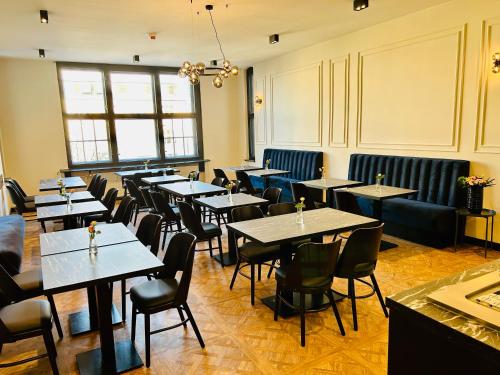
xmin=1 ymin=216 xmax=498 ymax=374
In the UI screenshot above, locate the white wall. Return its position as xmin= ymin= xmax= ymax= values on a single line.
xmin=0 ymin=58 xmax=247 ymax=196
xmin=253 ymin=0 xmax=500 ymax=241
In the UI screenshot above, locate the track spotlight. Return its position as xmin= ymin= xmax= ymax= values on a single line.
xmin=133 ymin=55 xmax=140 ymax=64
xmin=269 ymin=34 xmax=280 ymax=44
xmin=40 ymin=10 xmax=49 ymax=23
xmin=353 ymin=0 xmax=369 ymax=11
xmin=39 ymin=49 xmax=45 ymax=58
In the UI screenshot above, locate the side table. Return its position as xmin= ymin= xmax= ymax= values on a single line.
xmin=454 ymin=208 xmax=496 ymax=258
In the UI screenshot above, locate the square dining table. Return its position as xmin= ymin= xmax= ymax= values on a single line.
xmin=193 ymin=193 xmax=269 ymax=266
xmin=223 ymin=165 xmax=263 ymax=172
xmin=346 ymin=184 xmax=418 ymax=250
xmin=40 ymin=223 xmax=138 ymax=336
xmin=34 ymin=190 xmax=95 ymax=207
xmin=226 ymin=208 xmax=378 ymax=316
xmin=113 ymin=167 xmax=179 ymax=178
xmin=302 ymin=178 xmax=363 ymax=207
xmin=246 ymin=168 xmax=290 ymax=189
xmin=42 ymin=241 xmax=164 ymax=374
xmin=141 ymin=174 xmax=189 ymax=186
xmin=158 ymin=181 xmax=226 ymax=202
xmin=39 ymin=176 xmax=87 ymax=191
xmin=37 ymin=200 xmax=108 ymax=232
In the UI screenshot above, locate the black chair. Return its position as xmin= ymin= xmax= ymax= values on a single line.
xmin=93 ymin=177 xmax=107 ymax=201
xmin=177 ymin=202 xmax=224 ymax=267
xmin=268 ymin=202 xmax=295 ymax=216
xmin=211 ymin=177 xmax=229 ymax=187
xmin=236 ymin=171 xmax=262 ymax=195
xmin=213 ymin=168 xmax=230 ymax=181
xmin=0 ymin=264 xmax=63 ymax=340
xmin=5 ymin=179 xmax=34 ymax=202
xmin=291 ymin=182 xmax=325 ymax=210
xmin=260 ymin=187 xmax=282 ymax=215
xmin=111 ymin=195 xmax=136 ymax=226
xmin=188 ymin=171 xmax=200 ymax=181
xmin=90 ymin=175 xmax=102 ymax=197
xmin=334 ymin=190 xmax=363 ymax=215
xmin=274 ymin=241 xmax=345 ymax=346
xmin=5 ymin=184 xmax=36 ymax=216
xmin=120 ymin=214 xmax=163 ymax=320
xmin=229 ymin=206 xmax=282 ymax=305
xmin=125 ymin=179 xmax=148 ymax=225
xmin=83 ymin=188 xmax=118 ymax=226
xmin=87 ymin=174 xmax=100 ymax=194
xmin=132 ymin=172 xmax=153 ymax=189
xmin=130 ymin=232 xmax=204 ymax=368
xmin=333 ymin=224 xmax=388 ymax=331
xmin=149 ymin=190 xmax=183 ymax=250
xmin=139 ymin=186 xmax=156 ymax=213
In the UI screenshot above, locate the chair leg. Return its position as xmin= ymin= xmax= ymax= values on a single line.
xmin=162 ymin=224 xmax=168 ymax=249
xmin=47 ymin=294 xmax=63 ymax=339
xmin=258 ymin=264 xmax=261 ymax=281
xmin=370 ymin=274 xmax=389 ymax=318
xmin=229 ymin=259 xmax=240 ymax=290
xmin=131 ymin=305 xmax=137 ymax=342
xmin=267 ymin=259 xmax=276 ymax=279
xmin=326 ymin=290 xmax=345 ymax=336
xmin=176 ymin=220 xmax=182 ymax=232
xmin=274 ymin=284 xmax=281 ymax=321
xmin=250 ymin=264 xmax=255 ymax=305
xmin=299 ymin=292 xmax=306 ymax=347
xmin=208 ymin=239 xmax=213 ymax=257
xmin=42 ymin=328 xmax=59 ymax=375
xmin=184 ymin=303 xmax=205 ymax=348
xmin=217 ymin=236 xmax=224 ymax=267
xmin=177 ymin=307 xmax=187 ymax=327
xmin=41 ymin=220 xmax=47 ymax=233
xmin=348 ymin=278 xmax=358 ymax=331
xmin=121 ymin=279 xmax=127 ymax=321
xmin=134 ymin=204 xmax=139 ymax=225
xmin=144 ymin=313 xmax=151 ymax=368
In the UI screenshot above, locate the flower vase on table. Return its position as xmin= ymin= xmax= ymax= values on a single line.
xmin=225 ymin=182 xmax=235 ymax=204
xmin=265 ymin=159 xmax=271 ymax=171
xmin=144 ymin=160 xmax=150 ymax=171
xmin=319 ymin=167 xmax=326 ymax=184
xmin=88 ymin=221 xmax=101 ymax=256
xmin=458 ymin=175 xmax=495 ymax=214
xmin=295 ymin=197 xmax=305 ymax=224
xmin=375 ymin=173 xmax=385 ymax=192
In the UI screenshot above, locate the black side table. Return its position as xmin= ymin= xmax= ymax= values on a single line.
xmin=454 ymin=208 xmax=496 ymax=258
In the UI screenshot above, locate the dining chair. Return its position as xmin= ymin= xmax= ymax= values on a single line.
xmin=132 ymin=172 xmax=153 ymax=189
xmin=178 ymin=201 xmax=224 ymax=267
xmin=188 ymin=171 xmax=200 ymax=181
xmin=130 ymin=232 xmax=204 ymax=368
xmin=213 ymin=168 xmax=230 ymax=181
xmin=229 ymin=206 xmax=282 ymax=305
xmin=274 ymin=241 xmax=345 ymax=346
xmin=93 ymin=177 xmax=107 ymax=201
xmin=5 ymin=184 xmax=36 ymax=217
xmin=149 ymin=190 xmax=182 ymax=249
xmin=268 ymin=202 xmax=295 ymax=216
xmin=235 ymin=171 xmax=262 ymax=196
xmin=124 ymin=179 xmax=148 ymax=225
xmin=291 ymin=182 xmax=325 ymax=210
xmin=119 ymin=213 xmax=163 ymax=320
xmin=332 ymin=224 xmax=388 ymax=331
xmin=139 ymin=186 xmax=156 ymax=213
xmin=4 ymin=179 xmax=34 ymax=202
xmin=87 ymin=174 xmax=100 ymax=194
xmin=334 ymin=190 xmax=363 ymax=215
xmin=0 ymin=263 xmax=63 ymax=339
xmin=211 ymin=177 xmax=229 ymax=187
xmin=260 ymin=187 xmax=282 ymax=215
xmin=111 ymin=195 xmax=136 ymax=226
xmin=83 ymin=187 xmax=118 ymax=226
xmin=90 ymin=175 xmax=102 ymax=197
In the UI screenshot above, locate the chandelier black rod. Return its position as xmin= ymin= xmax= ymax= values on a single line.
xmin=207 ymin=8 xmax=226 ymax=60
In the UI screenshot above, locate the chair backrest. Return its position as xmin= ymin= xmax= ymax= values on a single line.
xmin=235 ymin=171 xmax=257 ymax=195
xmin=262 ymin=148 xmax=323 ymax=181
xmin=87 ymin=174 xmax=100 ymax=193
xmin=334 ymin=191 xmax=362 ymax=215
xmin=268 ymin=202 xmax=296 ymax=216
xmin=0 ymin=263 xmax=23 ymax=307
xmin=213 ymin=168 xmax=229 ymax=180
xmin=124 ymin=179 xmax=144 ymax=204
xmin=90 ymin=175 xmax=102 ymax=196
xmin=178 ymin=201 xmax=205 ymax=237
xmin=281 ymin=240 xmax=342 ymax=290
xmin=262 ymin=187 xmax=282 ymax=205
xmin=189 ymin=170 xmax=200 ymax=181
xmin=112 ymin=195 xmax=135 ymax=225
xmin=231 ymin=180 xmax=241 ymax=194
xmin=139 ymin=186 xmax=154 ymax=210
xmin=136 ymin=213 xmax=163 ymax=252
xmin=211 ymin=177 xmax=228 ymax=187
xmin=132 ymin=172 xmax=152 ymax=188
xmin=336 ymin=224 xmax=384 ymax=278
xmin=5 ymin=184 xmax=27 ymax=214
xmin=291 ymin=182 xmax=316 ymax=210
xmin=102 ymin=188 xmax=118 ymax=222
xmin=94 ymin=178 xmax=107 ymax=201
xmin=5 ymin=179 xmax=28 ymax=198
xmin=158 ymin=232 xmax=197 ymax=305
xmin=149 ymin=190 xmax=179 ymax=222
xmin=231 ymin=206 xmax=264 ymax=241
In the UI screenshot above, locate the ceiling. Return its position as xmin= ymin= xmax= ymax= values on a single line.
xmin=0 ymin=0 xmax=451 ymax=67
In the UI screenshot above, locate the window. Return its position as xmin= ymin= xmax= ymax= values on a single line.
xmin=57 ymin=63 xmax=203 ymax=167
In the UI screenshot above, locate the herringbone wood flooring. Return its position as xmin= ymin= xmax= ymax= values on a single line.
xmin=1 ymin=216 xmax=498 ymax=374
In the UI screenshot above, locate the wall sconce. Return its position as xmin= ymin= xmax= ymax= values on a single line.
xmin=493 ymin=53 xmax=500 ymax=74
xmin=255 ymin=96 xmax=263 ymax=105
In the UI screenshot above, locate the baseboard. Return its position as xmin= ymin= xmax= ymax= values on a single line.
xmin=464 ymin=236 xmax=500 ymax=251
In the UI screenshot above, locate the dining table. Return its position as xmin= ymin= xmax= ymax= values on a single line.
xmin=39 ymin=176 xmax=87 ymax=191
xmin=34 ymin=191 xmax=95 ymax=207
xmin=158 ymin=181 xmax=226 ymax=203
xmin=302 ymin=178 xmax=363 ymax=207
xmin=226 ymin=208 xmax=378 ymax=316
xmin=193 ymin=193 xmax=269 ymax=266
xmin=246 ymin=168 xmax=290 ymax=189
xmin=223 ymin=165 xmax=263 ymax=172
xmin=141 ymin=174 xmax=189 ymax=186
xmin=42 ymin=241 xmax=164 ymax=374
xmin=37 ymin=200 xmax=108 ymax=232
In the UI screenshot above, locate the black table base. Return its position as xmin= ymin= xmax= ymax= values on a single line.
xmin=261 ymin=292 xmax=344 ymax=318
xmin=76 ymin=340 xmax=143 ymax=375
xmin=69 ymin=304 xmax=122 ymax=336
xmin=213 ymin=253 xmax=237 ymax=266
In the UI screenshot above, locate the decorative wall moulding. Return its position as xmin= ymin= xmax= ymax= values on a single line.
xmin=254 ymin=76 xmax=267 ymax=145
xmin=329 ymin=54 xmax=350 ymax=148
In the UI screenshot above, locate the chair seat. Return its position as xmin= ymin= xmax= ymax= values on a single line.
xmin=201 ymin=222 xmax=222 ymax=237
xmin=239 ymin=241 xmax=281 ymax=262
xmin=275 ymin=267 xmax=332 ymax=289
xmin=130 ymin=278 xmax=178 ymax=310
xmin=13 ymin=268 xmax=43 ymax=295
xmin=0 ymin=300 xmax=52 ymax=335
xmin=25 ymin=201 xmax=36 ymax=212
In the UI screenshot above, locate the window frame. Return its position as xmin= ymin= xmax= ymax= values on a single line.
xmin=56 ymin=62 xmax=204 ymax=168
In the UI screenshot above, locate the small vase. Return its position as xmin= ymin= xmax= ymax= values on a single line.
xmin=467 ymin=186 xmax=484 ymax=213
xmin=228 ymin=191 xmax=233 ymax=203
xmin=296 ymin=207 xmax=304 ymax=224
xmin=89 ymin=237 xmax=98 ymax=255
xmin=189 ymin=178 xmax=194 ymax=189
xmin=265 ymin=165 xmax=269 ymax=170
xmin=144 ymin=165 xmax=148 ymax=171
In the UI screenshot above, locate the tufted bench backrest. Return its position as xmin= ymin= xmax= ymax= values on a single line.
xmin=262 ymin=149 xmax=323 ymax=181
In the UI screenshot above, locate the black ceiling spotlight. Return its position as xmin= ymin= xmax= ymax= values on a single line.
xmin=210 ymin=59 xmax=218 ymax=67
xmin=38 ymin=49 xmax=45 ymax=58
xmin=269 ymin=34 xmax=279 ymax=44
xmin=133 ymin=55 xmax=140 ymax=64
xmin=353 ymin=0 xmax=369 ymax=11
xmin=40 ymin=10 xmax=49 ymax=23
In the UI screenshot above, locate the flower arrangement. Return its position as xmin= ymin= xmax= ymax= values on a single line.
xmin=295 ymin=197 xmax=306 ymax=210
xmin=225 ymin=181 xmax=235 ymax=192
xmin=265 ymin=159 xmax=271 ymax=169
xmin=375 ymin=173 xmax=385 ymax=181
xmin=295 ymin=197 xmax=305 ymax=224
xmin=319 ymin=167 xmax=326 ymax=180
xmin=143 ymin=160 xmax=151 ymax=170
xmin=88 ymin=221 xmax=101 ymax=240
xmin=458 ymin=175 xmax=495 ymax=188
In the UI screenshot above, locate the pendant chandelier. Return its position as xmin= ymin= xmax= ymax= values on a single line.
xmin=178 ymin=4 xmax=238 ymax=88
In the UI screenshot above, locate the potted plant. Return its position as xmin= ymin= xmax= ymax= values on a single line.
xmin=458 ymin=175 xmax=495 ymax=213
xmin=88 ymin=221 xmax=101 ymax=255
xmin=265 ymin=159 xmax=271 ymax=170
xmin=295 ymin=197 xmax=306 ymax=224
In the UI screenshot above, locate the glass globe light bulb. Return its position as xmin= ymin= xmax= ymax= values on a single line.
xmin=196 ymin=62 xmax=206 ymax=73
xmin=182 ymin=61 xmax=191 ymax=70
xmin=221 ymin=70 xmax=229 ymax=79
xmin=213 ymin=75 xmax=223 ymax=88
xmin=223 ymin=60 xmax=231 ymax=69
xmin=190 ymin=75 xmax=200 ymax=85
xmin=178 ymin=69 xmax=186 ymax=78
xmin=231 ymin=66 xmax=239 ymax=76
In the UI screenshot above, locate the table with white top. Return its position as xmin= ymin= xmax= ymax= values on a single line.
xmin=37 ymin=200 xmax=108 ymax=232
xmin=223 ymin=165 xmax=263 ymax=172
xmin=34 ymin=191 xmax=95 ymax=207
xmin=246 ymin=168 xmax=290 ymax=189
xmin=39 ymin=177 xmax=87 ymax=191
xmin=158 ymin=181 xmax=226 ymax=202
xmin=141 ymin=175 xmax=189 ymax=186
xmin=302 ymin=178 xmax=363 ymax=207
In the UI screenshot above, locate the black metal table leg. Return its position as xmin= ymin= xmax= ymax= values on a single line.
xmin=373 ymin=200 xmax=398 ymax=251
xmin=214 ymin=213 xmax=238 ymax=266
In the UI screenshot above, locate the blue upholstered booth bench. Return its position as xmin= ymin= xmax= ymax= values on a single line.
xmin=250 ymin=148 xmax=323 ymax=202
xmin=348 ymin=154 xmax=470 ymax=248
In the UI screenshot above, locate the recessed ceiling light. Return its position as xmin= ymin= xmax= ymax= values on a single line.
xmin=269 ymin=34 xmax=279 ymax=44
xmin=39 ymin=49 xmax=45 ymax=58
xmin=40 ymin=10 xmax=49 ymax=23
xmin=353 ymin=0 xmax=369 ymax=11
xmin=133 ymin=55 xmax=140 ymax=64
